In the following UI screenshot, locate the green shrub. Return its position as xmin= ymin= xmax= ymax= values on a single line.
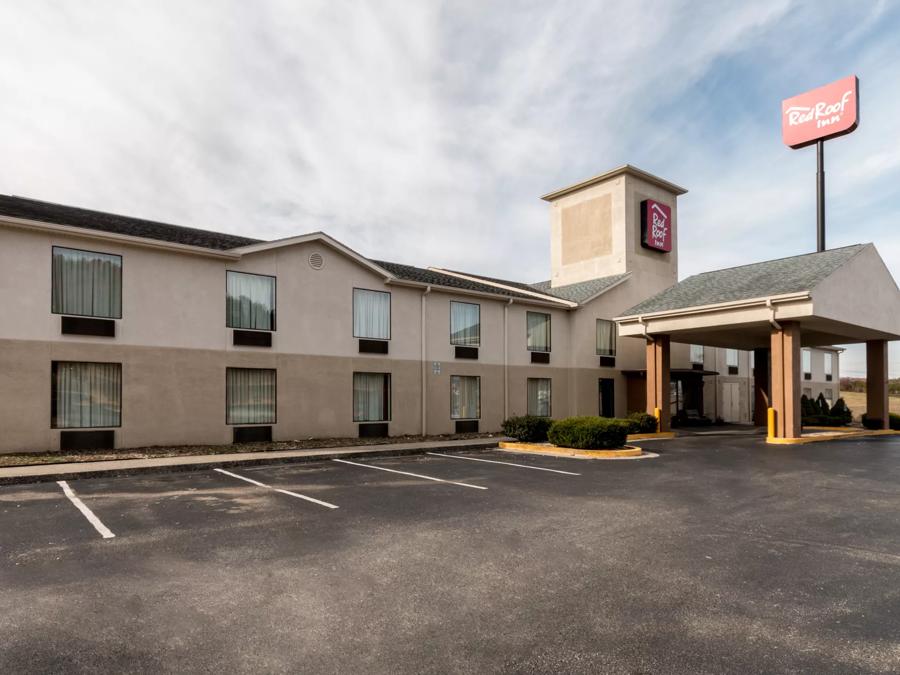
xmin=501 ymin=415 xmax=552 ymax=442
xmin=815 ymin=393 xmax=831 ymax=416
xmin=547 ymin=416 xmax=629 ymax=450
xmin=626 ymin=412 xmax=658 ymax=434
xmin=863 ymin=412 xmax=900 ymax=430
xmin=800 ymin=395 xmax=817 ymax=418
xmin=828 ymin=398 xmax=852 ymax=426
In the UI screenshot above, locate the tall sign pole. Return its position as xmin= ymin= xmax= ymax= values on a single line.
xmin=782 ymin=75 xmax=859 ymax=253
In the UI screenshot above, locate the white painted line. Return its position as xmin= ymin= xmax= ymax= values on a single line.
xmin=332 ymin=458 xmax=488 ymax=490
xmin=426 ymin=452 xmax=581 ymax=475
xmin=57 ymin=481 xmax=115 ymax=539
xmin=214 ymin=468 xmax=339 ymax=509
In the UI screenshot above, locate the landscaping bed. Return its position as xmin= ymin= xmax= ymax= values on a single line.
xmin=0 ymin=432 xmax=499 ymax=468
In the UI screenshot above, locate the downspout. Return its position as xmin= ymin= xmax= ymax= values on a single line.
xmin=766 ymin=298 xmax=782 ymax=330
xmin=421 ymin=286 xmax=431 ymax=436
xmin=504 ymin=298 xmax=513 ymax=420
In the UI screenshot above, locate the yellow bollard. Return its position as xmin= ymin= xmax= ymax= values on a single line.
xmin=767 ymin=407 xmax=776 ymax=438
xmin=653 ymin=407 xmax=661 ymax=433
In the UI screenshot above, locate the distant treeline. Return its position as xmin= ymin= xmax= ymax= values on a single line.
xmin=841 ymin=377 xmax=900 ymax=395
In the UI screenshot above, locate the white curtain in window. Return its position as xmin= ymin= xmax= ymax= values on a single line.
xmin=353 ymin=372 xmax=390 ymax=422
xmin=227 ymin=368 xmax=276 ymax=425
xmin=450 ymin=302 xmax=480 ymax=346
xmin=726 ymin=349 xmax=739 ymax=367
xmin=526 ymin=312 xmax=551 ymax=352
xmin=527 ymin=378 xmax=551 ymax=417
xmin=802 ymin=349 xmax=811 ymax=374
xmin=54 ymin=362 xmax=121 ymax=428
xmin=690 ymin=345 xmax=704 ymax=364
xmin=52 ymin=247 xmax=122 ymax=318
xmin=227 ymin=272 xmax=275 ymax=330
xmin=451 ymin=375 xmax=480 ymax=419
xmin=353 ymin=289 xmax=390 ymax=339
xmin=596 ymin=319 xmax=616 ymax=356
xmin=824 ymin=353 xmax=833 ymax=376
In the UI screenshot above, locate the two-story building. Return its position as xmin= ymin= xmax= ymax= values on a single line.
xmin=0 ymin=165 xmax=840 ymax=453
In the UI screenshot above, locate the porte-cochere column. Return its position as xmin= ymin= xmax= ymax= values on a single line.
xmin=770 ymin=322 xmax=801 ymax=439
xmin=645 ymin=334 xmax=671 ymax=432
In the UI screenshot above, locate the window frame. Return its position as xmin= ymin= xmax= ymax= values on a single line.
xmin=225 ymin=270 xmax=277 ymax=332
xmin=225 ymin=367 xmax=278 ymax=426
xmin=352 ymin=372 xmax=392 ymax=422
xmin=449 ymin=300 xmax=481 ymax=347
xmin=725 ymin=348 xmax=739 ymax=368
xmin=526 ymin=311 xmax=552 ymax=353
xmin=802 ymin=349 xmax=812 ymax=376
xmin=51 ymin=360 xmax=123 ymax=429
xmin=690 ymin=344 xmax=705 ymax=365
xmin=450 ymin=374 xmax=481 ymax=420
xmin=595 ymin=319 xmax=617 ymax=357
xmin=352 ymin=287 xmax=392 ymax=341
xmin=527 ymin=377 xmax=552 ymax=417
xmin=824 ymin=352 xmax=833 ymax=379
xmin=51 ymin=245 xmax=123 ymax=319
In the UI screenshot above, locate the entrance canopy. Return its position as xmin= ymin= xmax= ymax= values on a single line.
xmin=614 ymin=244 xmax=900 ymax=348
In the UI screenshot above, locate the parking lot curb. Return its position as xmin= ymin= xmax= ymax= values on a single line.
xmin=498 ymin=441 xmax=644 ymax=458
xmin=0 ymin=439 xmax=504 ymax=486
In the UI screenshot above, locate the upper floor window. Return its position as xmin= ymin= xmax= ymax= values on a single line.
xmin=450 ymin=301 xmax=480 ymax=346
xmin=51 ymin=246 xmax=122 ymax=319
xmin=226 ymin=271 xmax=276 ymax=331
xmin=690 ymin=345 xmax=704 ymax=364
xmin=51 ymin=361 xmax=121 ymax=428
xmin=726 ymin=349 xmax=739 ymax=367
xmin=526 ymin=312 xmax=551 ymax=352
xmin=596 ymin=319 xmax=616 ymax=356
xmin=802 ymin=349 xmax=812 ymax=378
xmin=824 ymin=353 xmax=833 ymax=381
xmin=353 ymin=288 xmax=391 ymax=340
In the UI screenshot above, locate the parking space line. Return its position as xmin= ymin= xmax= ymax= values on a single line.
xmin=213 ymin=468 xmax=339 ymax=509
xmin=426 ymin=452 xmax=581 ymax=475
xmin=57 ymin=481 xmax=115 ymax=539
xmin=332 ymin=458 xmax=488 ymax=490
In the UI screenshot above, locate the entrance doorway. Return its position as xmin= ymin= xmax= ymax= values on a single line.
xmin=599 ymin=378 xmax=615 ymax=418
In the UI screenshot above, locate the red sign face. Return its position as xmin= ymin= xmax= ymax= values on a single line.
xmin=640 ymin=199 xmax=672 ymax=253
xmin=782 ymin=75 xmax=859 ymax=148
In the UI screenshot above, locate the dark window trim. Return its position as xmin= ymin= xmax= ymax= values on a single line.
xmin=352 ymin=287 xmax=391 ymax=340
xmin=225 ymin=270 xmax=277 ymax=332
xmin=225 ymin=367 xmax=278 ymax=426
xmin=449 ymin=300 xmax=481 ymax=347
xmin=526 ymin=310 xmax=551 ymax=353
xmin=352 ymin=372 xmax=392 ymax=423
xmin=51 ymin=245 xmax=123 ymax=320
xmin=595 ymin=318 xmax=617 ymax=357
xmin=526 ymin=377 xmax=552 ymax=418
xmin=51 ymin=360 xmax=123 ymax=429
xmin=450 ymin=374 xmax=481 ymax=420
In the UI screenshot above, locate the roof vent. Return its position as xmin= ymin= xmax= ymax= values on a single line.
xmin=308 ymin=252 xmax=324 ymax=270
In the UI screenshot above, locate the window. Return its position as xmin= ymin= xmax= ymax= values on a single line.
xmin=527 ymin=378 xmax=551 ymax=417
xmin=450 ymin=375 xmax=480 ymax=419
xmin=825 ymin=353 xmax=833 ymax=381
xmin=825 ymin=389 xmax=834 ymax=406
xmin=353 ymin=289 xmax=391 ymax=340
xmin=802 ymin=349 xmax=812 ymax=379
xmin=450 ymin=302 xmax=480 ymax=346
xmin=51 ymin=362 xmax=121 ymax=428
xmin=526 ymin=312 xmax=551 ymax=352
xmin=226 ymin=271 xmax=276 ymax=331
xmin=51 ymin=246 xmax=122 ymax=318
xmin=690 ymin=345 xmax=704 ymax=364
xmin=726 ymin=349 xmax=738 ymax=367
xmin=802 ymin=387 xmax=812 ymax=398
xmin=353 ymin=373 xmax=391 ymax=422
xmin=226 ymin=368 xmax=276 ymax=425
xmin=596 ymin=319 xmax=616 ymax=356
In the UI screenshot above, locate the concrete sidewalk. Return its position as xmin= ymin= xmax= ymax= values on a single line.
xmin=0 ymin=438 xmax=503 ymax=486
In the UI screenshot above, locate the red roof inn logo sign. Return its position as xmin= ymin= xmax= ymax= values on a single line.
xmin=782 ymin=75 xmax=859 ymax=149
xmin=640 ymin=199 xmax=672 ymax=253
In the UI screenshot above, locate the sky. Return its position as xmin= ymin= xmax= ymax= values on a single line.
xmin=2 ymin=1 xmax=899 ymax=376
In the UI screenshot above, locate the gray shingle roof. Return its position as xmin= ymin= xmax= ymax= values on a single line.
xmin=530 ymin=273 xmax=631 ymax=303
xmin=372 ymin=260 xmax=557 ymax=302
xmin=620 ymin=244 xmax=868 ymax=316
xmin=0 ymin=195 xmax=262 ymax=250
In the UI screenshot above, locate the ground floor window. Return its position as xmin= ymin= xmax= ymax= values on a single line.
xmin=527 ymin=378 xmax=551 ymax=417
xmin=226 ymin=368 xmax=276 ymax=425
xmin=353 ymin=372 xmax=391 ymax=422
xmin=451 ymin=375 xmax=480 ymax=419
xmin=52 ymin=361 xmax=121 ymax=428
xmin=825 ymin=389 xmax=834 ymax=406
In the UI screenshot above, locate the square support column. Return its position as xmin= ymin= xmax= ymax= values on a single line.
xmin=770 ymin=322 xmax=801 ymax=439
xmin=866 ymin=340 xmax=889 ymax=430
xmin=646 ymin=335 xmax=671 ymax=432
xmin=753 ymin=348 xmax=770 ymax=427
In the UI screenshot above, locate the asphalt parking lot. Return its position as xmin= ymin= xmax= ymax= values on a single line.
xmin=2 ymin=435 xmax=899 ymax=674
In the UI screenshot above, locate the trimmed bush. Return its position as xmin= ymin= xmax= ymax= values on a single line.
xmin=501 ymin=415 xmax=552 ymax=442
xmin=800 ymin=395 xmax=817 ymax=418
xmin=626 ymin=412 xmax=658 ymax=434
xmin=861 ymin=412 xmax=900 ymax=430
xmin=815 ymin=393 xmax=831 ymax=417
xmin=547 ymin=416 xmax=629 ymax=450
xmin=828 ymin=398 xmax=853 ymax=426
